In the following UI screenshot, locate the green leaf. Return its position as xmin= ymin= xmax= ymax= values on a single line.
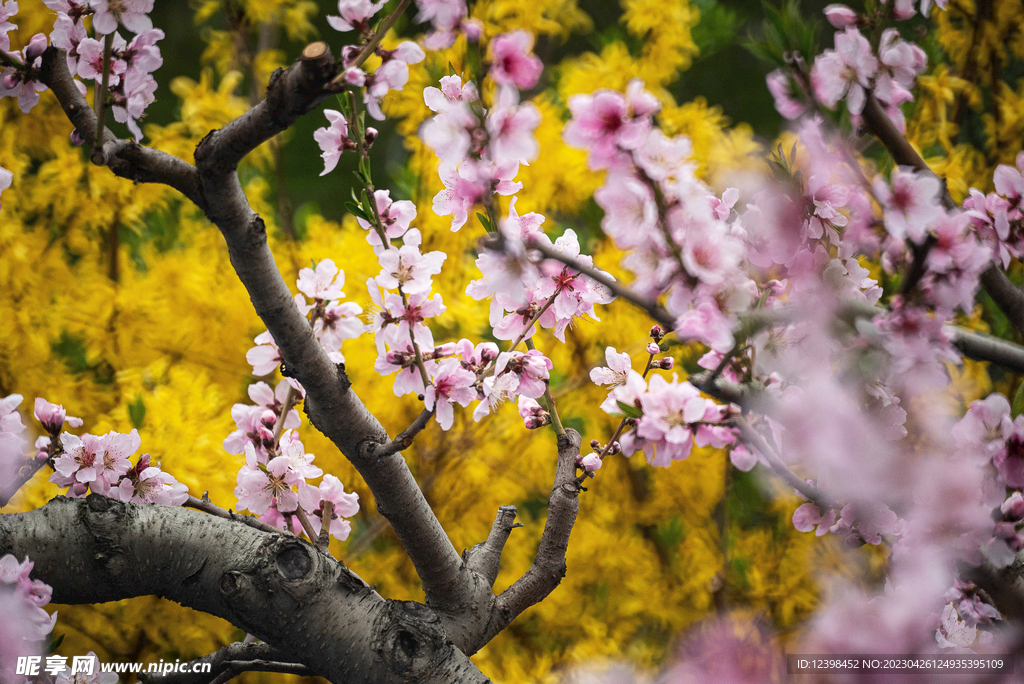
xmin=128 ymin=396 xmax=146 ymax=429
xmin=345 ymin=201 xmax=369 ymax=220
xmin=45 ymin=633 xmax=65 ymax=656
xmin=448 ymin=61 xmax=457 ymax=76
xmin=616 ymin=401 xmax=643 ymax=419
xmin=1013 ymin=382 xmax=1024 ymax=419
xmin=476 ymin=212 xmax=492 ymax=231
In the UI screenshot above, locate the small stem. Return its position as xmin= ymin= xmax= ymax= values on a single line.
xmin=294 ymin=506 xmax=319 ymax=542
xmin=507 ymin=293 xmax=558 ymax=352
xmin=399 ymin=287 xmax=431 ymax=388
xmin=316 ymin=500 xmax=334 ymax=553
xmin=272 ymin=385 xmax=297 ymax=448
xmin=331 ymin=0 xmax=412 ymax=82
xmin=526 ymin=338 xmax=563 ymax=435
xmin=91 ymin=31 xmax=115 ymax=165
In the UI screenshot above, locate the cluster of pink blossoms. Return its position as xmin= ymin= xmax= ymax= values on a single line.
xmin=1 ymin=394 xmax=187 ymax=506
xmin=592 ymin=345 xmax=735 ymax=469
xmin=0 ymin=554 xmax=56 ymax=677
xmin=237 ymin=264 xmax=364 ymax=538
xmin=766 ymin=4 xmax=930 ymax=133
xmin=963 ymin=151 xmax=1024 ymax=269
xmin=420 ymin=28 xmax=542 ymax=230
xmin=324 ymin=0 xmax=426 ymax=120
xmin=0 ymin=0 xmax=162 ymax=139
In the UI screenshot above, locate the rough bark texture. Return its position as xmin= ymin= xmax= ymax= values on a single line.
xmin=0 ymin=496 xmax=489 ymax=684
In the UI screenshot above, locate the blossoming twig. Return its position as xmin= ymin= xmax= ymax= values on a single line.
xmin=91 ymin=31 xmax=115 ymax=165
xmin=331 ymin=0 xmax=412 ymax=83
xmin=730 ymin=414 xmax=837 ymax=512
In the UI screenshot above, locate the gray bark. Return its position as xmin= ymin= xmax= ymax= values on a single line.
xmin=0 ymin=496 xmax=489 ymax=684
xmin=7 ymin=41 xmax=592 ymax=682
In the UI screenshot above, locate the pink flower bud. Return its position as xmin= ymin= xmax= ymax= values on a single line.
xmin=659 ymin=357 xmax=675 ymax=370
xmin=341 ymin=45 xmax=360 ymax=67
xmin=649 ymin=325 xmax=664 ymax=341
xmin=2 ymin=73 xmax=19 ymax=89
xmin=1002 ymin=492 xmax=1024 ymax=520
xmin=35 ymin=436 xmax=51 ymax=460
xmin=607 ymin=441 xmax=621 ymax=455
xmin=364 ymin=127 xmax=378 ymax=145
xmin=70 ymin=129 xmax=86 ymax=146
xmin=590 ymin=439 xmax=601 ymax=450
xmin=461 ymin=19 xmax=483 ymax=42
xmin=823 ymin=4 xmax=859 ymax=28
xmin=581 ymin=453 xmax=602 ymax=472
xmin=343 ymin=67 xmax=366 ymax=87
xmin=25 ymin=34 xmax=48 ymax=60
xmin=646 ymin=342 xmax=660 ymax=355
xmin=34 ymin=398 xmax=66 ymax=434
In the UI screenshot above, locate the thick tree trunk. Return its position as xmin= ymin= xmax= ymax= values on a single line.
xmin=0 ymin=496 xmax=490 ymax=684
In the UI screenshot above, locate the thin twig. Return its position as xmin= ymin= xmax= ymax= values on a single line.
xmin=184 ymin=494 xmax=284 ymax=535
xmin=731 ymin=414 xmax=837 ymax=511
xmin=524 ymin=238 xmax=674 ymax=328
xmin=331 ymin=0 xmax=412 ymax=82
xmin=375 ymin=407 xmax=434 ymax=457
xmin=316 ymin=500 xmax=334 ymax=553
xmin=91 ymin=32 xmax=115 ymax=165
xmin=526 ymin=339 xmax=564 ymax=435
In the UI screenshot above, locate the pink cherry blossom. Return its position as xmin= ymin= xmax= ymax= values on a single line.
xmin=635 ymin=374 xmax=710 ymax=467
xmin=90 ymin=0 xmax=153 ymax=35
xmin=590 ymin=347 xmax=632 ymax=387
xmin=297 ymin=258 xmax=345 ymax=302
xmin=326 ymin=0 xmax=386 ymax=33
xmin=0 ymin=164 xmax=11 ymax=211
xmin=375 ymin=230 xmax=447 ymax=295
xmin=356 ymin=189 xmax=418 ymax=248
xmin=374 ymin=341 xmax=437 ymax=397
xmin=487 ymin=87 xmax=541 ymax=166
xmin=0 ymin=0 xmax=16 ymax=53
xmin=315 ymin=300 xmax=367 ymax=352
xmin=424 ymin=358 xmax=477 ymax=430
xmin=472 ymin=371 xmax=519 ymax=421
xmin=793 ymin=502 xmax=837 ymax=536
xmin=765 ymin=68 xmax=808 ymax=119
xmin=423 ymin=74 xmax=479 ymax=113
xmin=563 ymin=82 xmax=654 ymax=170
xmin=495 ymin=349 xmax=552 ymax=399
xmin=313 ymin=109 xmax=349 ymax=176
xmin=114 ymin=453 xmax=188 ymax=505
xmin=823 ymin=3 xmax=859 ymax=28
xmin=874 ymin=167 xmax=944 ymax=244
xmin=432 ymin=160 xmax=496 ymax=231
xmin=413 ymin=0 xmax=466 ymax=32
xmin=673 ymin=301 xmax=735 ymax=352
xmin=517 ymin=395 xmax=549 ymax=429
xmin=50 ymin=12 xmax=88 ymax=73
xmin=247 ymin=330 xmax=283 ymax=376
xmin=489 ymin=30 xmax=542 ymax=89
xmin=33 ymin=397 xmax=83 ymax=434
xmin=235 ymin=443 xmax=302 ymax=515
xmin=298 ymin=474 xmax=360 ymax=540
xmin=810 ymin=27 xmax=877 ymax=115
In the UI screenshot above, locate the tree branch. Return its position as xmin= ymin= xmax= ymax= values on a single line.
xmin=39 ymin=40 xmax=473 ymax=617
xmin=0 ymin=496 xmax=488 ymax=684
xmin=472 ymin=429 xmax=583 ymax=651
xmin=464 ymin=505 xmax=522 ymax=588
xmin=139 ymin=642 xmax=302 ymax=684
xmin=861 ymin=92 xmax=1024 ymax=337
xmin=37 ymin=47 xmax=203 ymax=208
